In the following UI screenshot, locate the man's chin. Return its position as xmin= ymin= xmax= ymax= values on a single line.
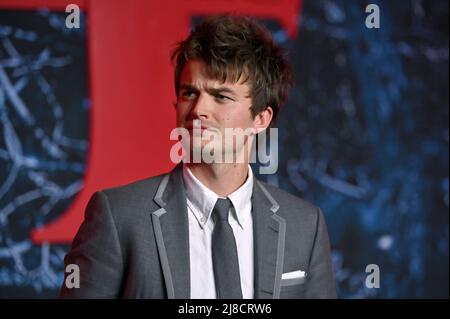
xmin=184 ymin=146 xmax=250 ymax=164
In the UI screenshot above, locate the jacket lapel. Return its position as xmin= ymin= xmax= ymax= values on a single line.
xmin=149 ymin=165 xmax=286 ymax=299
xmin=252 ymin=180 xmax=286 ymax=299
xmin=150 ymin=164 xmax=190 ymax=299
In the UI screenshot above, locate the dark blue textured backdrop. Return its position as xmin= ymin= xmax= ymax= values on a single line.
xmin=0 ymin=9 xmax=88 ymax=297
xmin=258 ymin=0 xmax=449 ymax=298
xmin=0 ymin=1 xmax=448 ymax=298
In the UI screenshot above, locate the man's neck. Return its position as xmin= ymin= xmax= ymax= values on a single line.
xmin=186 ymin=163 xmax=249 ymax=197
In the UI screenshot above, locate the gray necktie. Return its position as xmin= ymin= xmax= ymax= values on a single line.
xmin=212 ymin=198 xmax=243 ymax=299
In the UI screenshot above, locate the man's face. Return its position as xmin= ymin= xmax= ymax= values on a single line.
xmin=175 ymin=59 xmax=259 ymax=162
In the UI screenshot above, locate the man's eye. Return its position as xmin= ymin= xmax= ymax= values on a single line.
xmin=181 ymin=91 xmax=196 ymax=98
xmin=215 ymin=94 xmax=231 ymax=101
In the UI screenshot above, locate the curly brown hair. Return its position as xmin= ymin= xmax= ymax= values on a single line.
xmin=171 ymin=14 xmax=294 ymax=122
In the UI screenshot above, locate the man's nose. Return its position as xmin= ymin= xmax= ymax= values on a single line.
xmin=189 ymin=93 xmax=210 ymax=119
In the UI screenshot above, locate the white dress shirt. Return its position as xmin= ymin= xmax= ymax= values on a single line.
xmin=182 ymin=164 xmax=254 ymax=299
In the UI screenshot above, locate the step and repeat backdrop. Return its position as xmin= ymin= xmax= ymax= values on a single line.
xmin=0 ymin=0 xmax=448 ymax=298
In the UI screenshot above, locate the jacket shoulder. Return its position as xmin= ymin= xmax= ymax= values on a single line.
xmin=101 ymin=172 xmax=166 ymax=200
xmin=257 ymin=179 xmax=320 ymax=220
xmin=258 ymin=180 xmax=320 ymax=215
xmin=92 ymin=171 xmax=171 ymax=221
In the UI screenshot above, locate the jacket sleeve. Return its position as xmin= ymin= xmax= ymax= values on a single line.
xmin=59 ymin=191 xmax=124 ymax=298
xmin=304 ymin=208 xmax=337 ymax=298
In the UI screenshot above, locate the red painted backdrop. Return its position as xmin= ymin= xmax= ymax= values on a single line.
xmin=0 ymin=0 xmax=302 ymax=243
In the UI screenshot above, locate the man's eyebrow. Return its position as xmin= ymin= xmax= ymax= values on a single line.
xmin=179 ymin=83 xmax=240 ymax=98
xmin=179 ymin=83 xmax=199 ymax=91
xmin=206 ymin=87 xmax=237 ymax=97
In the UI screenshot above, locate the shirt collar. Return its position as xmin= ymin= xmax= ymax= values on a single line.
xmin=182 ymin=164 xmax=254 ymax=229
xmin=227 ymin=167 xmax=253 ymax=228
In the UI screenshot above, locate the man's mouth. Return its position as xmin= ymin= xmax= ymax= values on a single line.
xmin=185 ymin=125 xmax=209 ymax=131
xmin=185 ymin=123 xmax=214 ymax=131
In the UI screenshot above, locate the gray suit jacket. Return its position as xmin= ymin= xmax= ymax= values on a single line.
xmin=60 ymin=164 xmax=337 ymax=298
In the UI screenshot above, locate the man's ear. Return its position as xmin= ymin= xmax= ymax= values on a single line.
xmin=253 ymin=106 xmax=273 ymax=134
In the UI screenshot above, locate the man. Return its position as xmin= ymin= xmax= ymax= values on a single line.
xmin=60 ymin=14 xmax=337 ymax=299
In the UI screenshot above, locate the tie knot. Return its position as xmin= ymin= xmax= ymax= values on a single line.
xmin=213 ymin=198 xmax=231 ymax=221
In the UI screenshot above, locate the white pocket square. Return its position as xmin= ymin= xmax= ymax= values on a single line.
xmin=281 ymin=270 xmax=307 ymax=286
